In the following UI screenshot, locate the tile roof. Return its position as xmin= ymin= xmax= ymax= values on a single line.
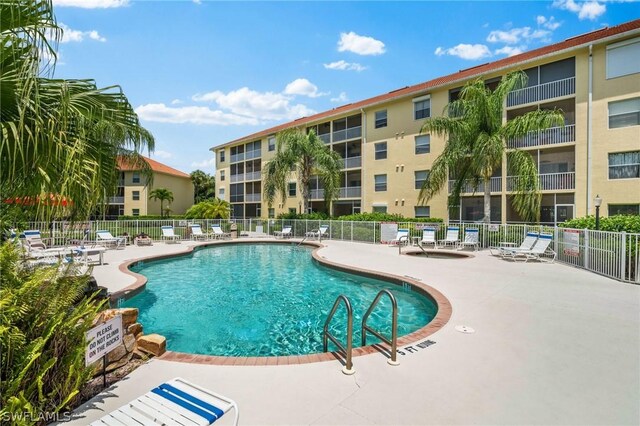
xmin=117 ymin=156 xmax=191 ymax=178
xmin=212 ymin=18 xmax=640 ymax=150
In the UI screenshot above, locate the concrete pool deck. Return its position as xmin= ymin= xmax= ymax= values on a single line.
xmin=69 ymin=239 xmax=640 ymax=425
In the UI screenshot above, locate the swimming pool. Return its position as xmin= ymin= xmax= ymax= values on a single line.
xmin=124 ymin=244 xmax=437 ymax=357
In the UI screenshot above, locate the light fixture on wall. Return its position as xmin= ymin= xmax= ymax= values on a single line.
xmin=395 ymin=199 xmax=399 ymax=206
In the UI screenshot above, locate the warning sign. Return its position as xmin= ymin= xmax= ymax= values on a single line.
xmin=563 ymin=229 xmax=580 ymax=257
xmin=85 ymin=315 xmax=123 ymax=365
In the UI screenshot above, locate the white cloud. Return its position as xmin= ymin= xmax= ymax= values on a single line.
xmin=323 ymin=60 xmax=367 ymax=72
xmin=135 ymin=103 xmax=260 ymax=126
xmin=152 ymin=150 xmax=173 ymax=159
xmin=435 ymin=44 xmax=492 ymax=60
xmin=487 ymin=27 xmax=550 ymax=44
xmin=170 ymin=99 xmax=183 ymax=105
xmin=283 ymin=78 xmax=327 ymax=98
xmin=193 ymin=0 xmax=202 ymax=3
xmin=495 ymin=46 xmax=525 ymax=56
xmin=60 ymin=23 xmax=106 ymax=43
xmin=337 ymin=32 xmax=386 ymax=56
xmin=191 ymin=158 xmax=216 ymax=169
xmin=331 ymin=92 xmax=349 ymax=103
xmin=53 ymin=0 xmax=128 ymax=8
xmin=552 ymin=0 xmax=606 ymax=20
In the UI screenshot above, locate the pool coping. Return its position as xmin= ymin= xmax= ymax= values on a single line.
xmin=114 ymin=238 xmax=452 ymax=366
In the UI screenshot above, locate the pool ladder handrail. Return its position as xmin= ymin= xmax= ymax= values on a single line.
xmin=398 ymin=235 xmax=409 ymax=255
xmin=362 ymin=289 xmax=400 ymax=366
xmin=323 ymin=295 xmax=355 ymax=375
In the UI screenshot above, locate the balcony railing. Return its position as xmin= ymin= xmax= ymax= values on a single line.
xmin=507 ymin=77 xmax=575 ymax=107
xmin=230 ymin=153 xmax=245 ymax=163
xmin=310 ymin=189 xmax=325 ymax=199
xmin=117 ymin=179 xmax=125 ymax=186
xmin=107 ymin=196 xmax=124 ymax=204
xmin=507 ymin=172 xmax=575 ymax=191
xmin=310 ymin=186 xmax=362 ymax=199
xmin=245 ymin=193 xmax=261 ymax=202
xmin=230 ymin=173 xmax=244 ymax=183
xmin=332 ymin=126 xmax=362 ymax=143
xmin=448 ymin=177 xmax=502 ymax=194
xmin=319 ymin=133 xmax=331 ymax=144
xmin=245 ymin=171 xmax=261 ymax=181
xmin=342 ymin=156 xmax=362 ymax=169
xmin=507 ymin=124 xmax=575 ymax=149
xmin=245 ymin=150 xmax=261 ymax=160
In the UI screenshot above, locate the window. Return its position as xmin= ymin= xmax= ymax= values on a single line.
xmin=268 ymin=208 xmax=275 ymax=218
xmin=132 ymin=208 xmax=140 ymax=216
xmin=609 ymin=98 xmax=640 ymax=128
xmin=375 ymin=142 xmax=387 ymax=160
xmin=132 ymin=172 xmax=140 ymax=183
xmin=606 ymin=37 xmax=640 ymax=79
xmin=415 ymin=170 xmax=429 ymax=189
xmin=132 ymin=190 xmax=140 ymax=201
xmin=219 ymin=149 xmax=225 ymax=162
xmin=608 ymin=204 xmax=640 ymax=215
xmin=289 ymin=208 xmax=296 ymax=214
xmin=414 ymin=206 xmax=430 ymax=218
xmin=375 ymin=110 xmax=387 ymax=128
xmin=288 ymin=182 xmax=296 ymax=197
xmin=372 ymin=205 xmax=387 ymax=213
xmin=230 ymin=183 xmax=244 ymax=202
xmin=415 ymin=135 xmax=430 ymax=154
xmin=609 ymin=151 xmax=640 ymax=179
xmin=268 ymin=136 xmax=276 ymax=152
xmin=220 ymin=170 xmax=225 ymax=181
xmin=219 ymin=188 xmax=225 ymax=200
xmin=374 ymin=174 xmax=387 ymax=192
xmin=414 ymin=97 xmax=431 ymax=120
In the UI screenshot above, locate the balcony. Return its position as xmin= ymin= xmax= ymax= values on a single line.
xmin=245 ymin=150 xmax=261 ymax=160
xmin=245 ymin=193 xmax=261 ymax=202
xmin=507 ymin=77 xmax=575 ymax=107
xmin=340 ymin=186 xmax=361 ymax=198
xmin=310 ymin=189 xmax=324 ymax=199
xmin=332 ymin=126 xmax=362 ymax=143
xmin=245 ymin=171 xmax=261 ymax=181
xmin=507 ymin=125 xmax=575 ymax=149
xmin=107 ymin=196 xmax=124 ymax=204
xmin=230 ymin=153 xmax=245 ymax=163
xmin=318 ymin=133 xmax=331 ymax=144
xmin=507 ymin=172 xmax=575 ymax=191
xmin=230 ymin=173 xmax=244 ymax=183
xmin=117 ymin=179 xmax=125 ymax=186
xmin=342 ymin=156 xmax=362 ymax=169
xmin=448 ymin=177 xmax=502 ymax=194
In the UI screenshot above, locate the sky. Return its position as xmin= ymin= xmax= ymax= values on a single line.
xmin=51 ymin=0 xmax=639 ymax=175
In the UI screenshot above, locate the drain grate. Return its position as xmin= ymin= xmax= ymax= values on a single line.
xmin=455 ymin=325 xmax=475 ymax=334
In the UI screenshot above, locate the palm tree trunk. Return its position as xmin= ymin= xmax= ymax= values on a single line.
xmin=160 ymin=200 xmax=164 ymax=218
xmin=483 ymin=178 xmax=491 ymax=224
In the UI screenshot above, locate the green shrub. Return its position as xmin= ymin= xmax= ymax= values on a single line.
xmin=0 ymin=243 xmax=105 ymax=424
xmin=276 ymin=212 xmax=330 ymax=220
xmin=560 ymin=215 xmax=640 ymax=233
xmin=335 ymin=212 xmax=443 ymax=223
xmin=116 ymin=215 xmax=185 ymax=220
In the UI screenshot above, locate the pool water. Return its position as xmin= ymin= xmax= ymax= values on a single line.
xmin=124 ymin=244 xmax=437 ymax=357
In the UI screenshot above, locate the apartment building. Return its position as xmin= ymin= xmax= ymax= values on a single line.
xmin=211 ymin=19 xmax=640 ymax=224
xmin=106 ymin=156 xmax=194 ymax=217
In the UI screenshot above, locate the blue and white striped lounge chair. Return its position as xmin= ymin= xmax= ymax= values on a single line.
xmin=389 ymin=228 xmax=409 ymax=246
xmin=90 ymin=377 xmax=238 ymax=426
xmin=161 ymin=226 xmax=181 ymax=243
xmin=23 ymin=229 xmax=49 ymax=250
xmin=419 ymin=228 xmax=437 ymax=248
xmin=189 ymin=224 xmax=210 ymax=240
xmin=502 ymin=233 xmax=556 ymax=262
xmin=489 ymin=232 xmax=539 ymax=256
xmin=438 ymin=226 xmax=460 ymax=249
xmin=458 ymin=228 xmax=480 ymax=251
xmin=211 ymin=224 xmax=231 ymax=240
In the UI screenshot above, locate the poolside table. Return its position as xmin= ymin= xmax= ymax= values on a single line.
xmin=75 ymin=246 xmax=106 ymax=265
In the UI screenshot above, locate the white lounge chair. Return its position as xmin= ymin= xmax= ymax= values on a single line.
xmin=458 ymin=228 xmax=480 ymax=251
xmin=489 ymin=231 xmax=539 ymax=256
xmin=23 ymin=229 xmax=51 ymax=249
xmin=389 ymin=228 xmax=410 ymax=246
xmin=161 ymin=226 xmax=181 ymax=243
xmin=438 ymin=226 xmax=460 ymax=249
xmin=274 ymin=225 xmax=292 ymax=239
xmin=211 ymin=224 xmax=231 ymax=240
xmin=502 ymin=233 xmax=556 ymax=262
xmin=419 ymin=228 xmax=437 ymax=248
xmin=305 ymin=224 xmax=329 ymax=240
xmin=189 ymin=224 xmax=210 ymax=240
xmin=96 ymin=230 xmax=126 ymax=249
xmin=90 ymin=377 xmax=238 ymax=426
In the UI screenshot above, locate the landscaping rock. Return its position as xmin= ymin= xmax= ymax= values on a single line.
xmin=123 ymin=334 xmax=136 ymax=352
xmin=105 ymin=353 xmax=132 ymax=372
xmin=127 ymin=322 xmax=143 ymax=336
xmin=132 ymin=349 xmax=149 ymax=360
xmin=106 ymin=344 xmax=127 ymax=363
xmin=137 ymin=334 xmax=166 ymax=356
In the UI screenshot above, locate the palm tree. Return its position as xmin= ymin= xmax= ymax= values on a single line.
xmin=0 ymin=0 xmax=154 ymax=221
xmin=263 ymin=129 xmax=342 ymax=214
xmin=149 ymin=188 xmax=174 ymax=218
xmin=190 ymin=170 xmax=216 ymax=203
xmin=419 ymin=72 xmax=565 ymax=223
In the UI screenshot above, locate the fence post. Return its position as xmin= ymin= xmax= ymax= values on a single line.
xmin=373 ymin=221 xmax=377 ymax=244
xmin=620 ymin=231 xmax=626 ymax=281
xmin=584 ymin=229 xmax=590 ymax=270
xmin=350 ymin=221 xmax=353 ymax=242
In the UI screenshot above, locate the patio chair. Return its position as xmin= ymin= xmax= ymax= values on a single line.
xmin=189 ymin=224 xmax=210 ymax=240
xmin=305 ymin=224 xmax=329 ymax=240
xmin=488 ymin=232 xmax=539 ymax=256
xmin=438 ymin=226 xmax=460 ymax=249
xmin=274 ymin=225 xmax=292 ymax=239
xmin=161 ymin=226 xmax=181 ymax=243
xmin=90 ymin=377 xmax=238 ymax=426
xmin=96 ymin=230 xmax=126 ymax=249
xmin=23 ymin=229 xmax=50 ymax=249
xmin=502 ymin=233 xmax=556 ymax=262
xmin=419 ymin=228 xmax=437 ymax=248
xmin=389 ymin=228 xmax=410 ymax=246
xmin=458 ymin=228 xmax=480 ymax=251
xmin=211 ymin=224 xmax=231 ymax=240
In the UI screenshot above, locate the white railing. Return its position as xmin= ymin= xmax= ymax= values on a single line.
xmin=230 ymin=173 xmax=244 ymax=183
xmin=507 ymin=77 xmax=576 ymax=107
xmin=507 ymin=172 xmax=575 ymax=191
xmin=507 ymin=124 xmax=576 ymax=149
xmin=23 ymin=219 xmax=639 ymax=283
xmin=245 ymin=193 xmax=261 ymax=202
xmin=107 ymin=196 xmax=124 ymax=204
xmin=342 ymin=156 xmax=362 ymax=169
xmin=117 ymin=179 xmax=125 ymax=186
xmin=310 ymin=189 xmax=324 ymax=199
xmin=230 ymin=153 xmax=245 ymax=163
xmin=319 ymin=133 xmax=331 ymax=144
xmin=340 ymin=186 xmax=361 ymax=198
xmin=245 ymin=171 xmax=261 ymax=181
xmin=245 ymin=150 xmax=261 ymax=160
xmin=332 ymin=126 xmax=362 ymax=143
xmin=449 ymin=177 xmax=502 ymax=194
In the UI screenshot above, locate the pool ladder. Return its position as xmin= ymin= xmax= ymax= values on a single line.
xmin=323 ymin=290 xmax=399 ymax=375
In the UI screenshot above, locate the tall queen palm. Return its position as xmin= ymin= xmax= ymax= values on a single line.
xmin=263 ymin=129 xmax=342 ymax=214
xmin=149 ymin=188 xmax=174 ymax=218
xmin=419 ymin=72 xmax=565 ymax=223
